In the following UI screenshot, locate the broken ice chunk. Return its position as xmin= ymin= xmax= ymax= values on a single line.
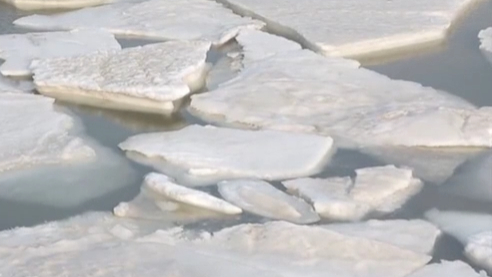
xmin=32 ymin=40 xmax=210 ymax=114
xmin=479 ymin=27 xmax=492 ymax=65
xmin=0 ymin=29 xmax=121 ymax=77
xmin=407 ymin=261 xmax=487 ymax=277
xmin=119 ymin=125 xmax=334 ymax=186
xmin=1 ymin=0 xmax=112 ymax=10
xmin=218 ymin=179 xmax=320 ymax=224
xmin=14 ymin=0 xmax=264 ymax=45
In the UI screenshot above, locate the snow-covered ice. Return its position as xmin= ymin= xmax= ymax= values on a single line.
xmin=214 ymin=0 xmax=479 ymax=58
xmin=407 ymin=261 xmax=487 ymax=277
xmin=323 ymin=219 xmax=440 ymax=254
xmin=14 ymin=0 xmax=264 ymax=45
xmin=0 ymin=29 xmax=121 ymax=77
xmin=426 ymin=210 xmax=492 ymax=272
xmin=190 ymin=47 xmax=492 ymax=148
xmin=0 ymin=93 xmax=94 ymax=173
xmin=218 ymin=179 xmax=320 ymax=224
xmin=32 ymin=40 xmax=210 ymax=114
xmin=1 ymin=0 xmax=112 ymax=10
xmin=479 ymin=27 xmax=492 ymax=65
xmin=283 ymin=166 xmax=423 ymax=221
xmin=119 ymin=125 xmax=334 ymax=186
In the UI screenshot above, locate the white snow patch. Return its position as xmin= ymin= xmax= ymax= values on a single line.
xmin=13 ymin=0 xmax=264 ymax=45
xmin=218 ymin=179 xmax=320 ymax=224
xmin=0 ymin=29 xmax=121 ymax=77
xmin=407 ymin=261 xmax=488 ymax=277
xmin=1 ymin=0 xmax=112 ymax=10
xmin=119 ymin=125 xmax=334 ymax=186
xmin=32 ymin=40 xmax=210 ymax=114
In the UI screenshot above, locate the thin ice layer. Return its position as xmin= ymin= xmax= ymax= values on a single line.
xmin=32 ymin=41 xmax=210 ymax=114
xmin=190 ymin=49 xmax=492 ymax=148
xmin=214 ymin=0 xmax=479 ymax=58
xmin=119 ymin=125 xmax=334 ymax=186
xmin=0 ymin=93 xmax=94 ymax=173
xmin=218 ymin=179 xmax=320 ymax=224
xmin=0 ymin=29 xmax=121 ymax=77
xmin=1 ymin=0 xmax=112 ymax=10
xmin=323 ymin=220 xmax=440 ymax=254
xmin=407 ymin=261 xmax=487 ymax=277
xmin=283 ymin=166 xmax=423 ymax=221
xmin=479 ymin=27 xmax=492 ymax=65
xmin=13 ymin=0 xmax=264 ymax=45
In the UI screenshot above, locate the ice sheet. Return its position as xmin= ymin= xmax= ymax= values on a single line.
xmin=218 ymin=179 xmax=320 ymax=224
xmin=119 ymin=125 xmax=334 ymax=186
xmin=32 ymin=40 xmax=210 ymax=114
xmin=407 ymin=261 xmax=487 ymax=277
xmin=0 ymin=29 xmax=121 ymax=77
xmin=14 ymin=0 xmax=264 ymax=45
xmin=1 ymin=0 xmax=112 ymax=10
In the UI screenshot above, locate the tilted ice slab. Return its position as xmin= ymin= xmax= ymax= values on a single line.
xmin=323 ymin=220 xmax=440 ymax=254
xmin=14 ymin=0 xmax=264 ymax=45
xmin=283 ymin=166 xmax=423 ymax=221
xmin=479 ymin=27 xmax=492 ymax=65
xmin=407 ymin=261 xmax=487 ymax=277
xmin=215 ymin=0 xmax=479 ymax=58
xmin=1 ymin=0 xmax=112 ymax=11
xmin=426 ymin=210 xmax=492 ymax=272
xmin=190 ymin=48 xmax=492 ymax=148
xmin=218 ymin=179 xmax=320 ymax=224
xmin=0 ymin=93 xmax=94 ymax=173
xmin=119 ymin=125 xmax=334 ymax=186
xmin=0 ymin=29 xmax=120 ymax=77
xmin=32 ymin=40 xmax=210 ymax=114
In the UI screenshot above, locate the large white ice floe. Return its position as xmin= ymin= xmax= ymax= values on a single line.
xmin=426 ymin=210 xmax=492 ymax=272
xmin=0 ymin=93 xmax=94 ymax=173
xmin=213 ymin=0 xmax=479 ymax=58
xmin=323 ymin=219 xmax=440 ymax=254
xmin=283 ymin=165 xmax=423 ymax=221
xmin=190 ymin=47 xmax=492 ymax=148
xmin=1 ymin=0 xmax=112 ymax=10
xmin=13 ymin=0 xmax=264 ymax=45
xmin=119 ymin=125 xmax=334 ymax=186
xmin=0 ymin=214 xmax=432 ymax=277
xmin=407 ymin=261 xmax=488 ymax=277
xmin=218 ymin=179 xmax=319 ymax=224
xmin=479 ymin=27 xmax=492 ymax=65
xmin=32 ymin=40 xmax=210 ymax=114
xmin=0 ymin=29 xmax=121 ymax=77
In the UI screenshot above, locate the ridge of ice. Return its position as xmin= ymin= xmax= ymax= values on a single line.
xmin=1 ymin=0 xmax=112 ymax=10
xmin=32 ymin=40 xmax=211 ymax=114
xmin=0 ymin=29 xmax=121 ymax=77
xmin=214 ymin=0 xmax=480 ymax=58
xmin=119 ymin=125 xmax=335 ymax=186
xmin=218 ymin=179 xmax=320 ymax=224
xmin=407 ymin=261 xmax=488 ymax=277
xmin=13 ymin=0 xmax=264 ymax=45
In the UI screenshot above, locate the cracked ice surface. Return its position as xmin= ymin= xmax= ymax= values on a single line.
xmin=32 ymin=40 xmax=210 ymax=114
xmin=479 ymin=27 xmax=492 ymax=65
xmin=13 ymin=0 xmax=264 ymax=45
xmin=119 ymin=125 xmax=334 ymax=186
xmin=0 ymin=29 xmax=121 ymax=77
xmin=215 ymin=0 xmax=479 ymax=58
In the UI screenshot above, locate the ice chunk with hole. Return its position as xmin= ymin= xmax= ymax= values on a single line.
xmin=190 ymin=49 xmax=492 ymax=148
xmin=119 ymin=125 xmax=334 ymax=186
xmin=323 ymin=220 xmax=440 ymax=254
xmin=214 ymin=0 xmax=479 ymax=58
xmin=218 ymin=179 xmax=319 ymax=224
xmin=13 ymin=0 xmax=264 ymax=45
xmin=407 ymin=261 xmax=488 ymax=277
xmin=32 ymin=40 xmax=210 ymax=114
xmin=1 ymin=0 xmax=112 ymax=10
xmin=0 ymin=93 xmax=94 ymax=173
xmin=0 ymin=29 xmax=121 ymax=77
xmin=479 ymin=27 xmax=492 ymax=65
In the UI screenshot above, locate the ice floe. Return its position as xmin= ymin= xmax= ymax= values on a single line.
xmin=0 ymin=93 xmax=94 ymax=173
xmin=1 ymin=0 xmax=112 ymax=10
xmin=407 ymin=261 xmax=487 ymax=277
xmin=218 ymin=179 xmax=320 ymax=224
xmin=119 ymin=125 xmax=334 ymax=186
xmin=426 ymin=210 xmax=492 ymax=272
xmin=283 ymin=166 xmax=423 ymax=221
xmin=214 ymin=0 xmax=479 ymax=58
xmin=14 ymin=0 xmax=264 ymax=45
xmin=32 ymin=40 xmax=210 ymax=114
xmin=190 ymin=47 xmax=492 ymax=148
xmin=0 ymin=29 xmax=121 ymax=77
xmin=479 ymin=27 xmax=492 ymax=65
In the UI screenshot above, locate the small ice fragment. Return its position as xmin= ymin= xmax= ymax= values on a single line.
xmin=479 ymin=27 xmax=492 ymax=65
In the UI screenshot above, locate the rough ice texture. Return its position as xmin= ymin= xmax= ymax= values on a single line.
xmin=407 ymin=261 xmax=487 ymax=277
xmin=32 ymin=40 xmax=210 ymax=114
xmin=214 ymin=0 xmax=479 ymax=58
xmin=0 ymin=29 xmax=121 ymax=77
xmin=1 ymin=0 xmax=112 ymax=10
xmin=13 ymin=0 xmax=264 ymax=45
xmin=119 ymin=125 xmax=334 ymax=186
xmin=190 ymin=49 xmax=492 ymax=148
xmin=218 ymin=179 xmax=320 ymax=224
xmin=0 ymin=213 xmax=432 ymax=277
xmin=0 ymin=93 xmax=94 ymax=173
xmin=283 ymin=166 xmax=423 ymax=221
xmin=323 ymin=220 xmax=440 ymax=254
